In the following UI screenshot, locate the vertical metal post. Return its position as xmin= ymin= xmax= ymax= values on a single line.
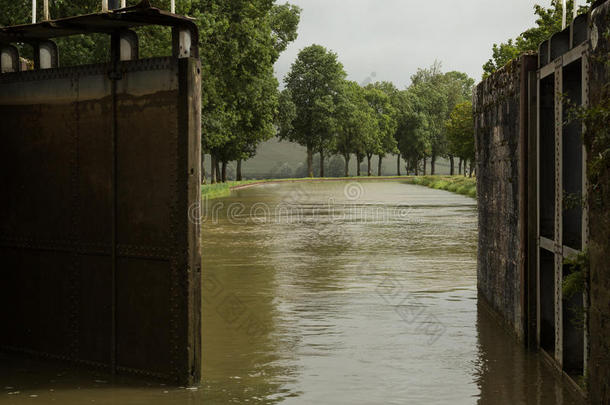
xmin=110 ymin=75 xmax=117 ymax=376
xmin=527 ymin=70 xmax=539 ymax=348
xmin=43 ymin=0 xmax=49 ymax=21
xmin=553 ymin=61 xmax=564 ymax=367
xmin=536 ymin=71 xmax=542 ymax=347
xmin=171 ymin=0 xmax=175 ymax=13
xmin=172 ymin=27 xmax=192 ymax=58
xmin=32 ymin=0 xmax=37 ymax=23
xmin=109 ymin=32 xmax=120 ymax=376
xmin=581 ymin=50 xmax=589 ymax=379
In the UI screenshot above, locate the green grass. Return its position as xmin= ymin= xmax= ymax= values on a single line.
xmin=405 ymin=175 xmax=477 ymax=198
xmin=202 ymin=175 xmax=477 ymax=200
xmin=201 ymin=181 xmax=256 ymax=199
xmin=201 ymin=179 xmax=301 ymax=199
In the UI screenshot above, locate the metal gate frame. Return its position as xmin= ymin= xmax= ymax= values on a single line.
xmin=536 ymin=12 xmax=589 ymax=375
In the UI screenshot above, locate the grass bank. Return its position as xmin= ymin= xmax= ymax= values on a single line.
xmin=201 ymin=179 xmax=302 ymax=199
xmin=201 ymin=175 xmax=477 ymax=200
xmin=405 ymin=176 xmax=477 ymax=198
xmin=201 ymin=181 xmax=255 ymax=199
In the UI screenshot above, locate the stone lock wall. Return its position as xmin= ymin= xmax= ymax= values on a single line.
xmin=473 ymin=55 xmax=537 ymax=340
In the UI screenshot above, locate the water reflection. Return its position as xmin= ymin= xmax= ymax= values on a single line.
xmin=474 ymin=301 xmax=582 ymax=404
xmin=0 ymin=180 xmax=582 ymax=404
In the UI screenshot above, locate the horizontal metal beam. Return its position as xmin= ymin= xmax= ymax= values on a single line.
xmin=540 ymin=63 xmax=555 ymax=80
xmin=540 ymin=236 xmax=555 ymax=252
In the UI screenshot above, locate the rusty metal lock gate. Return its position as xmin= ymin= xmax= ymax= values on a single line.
xmin=0 ymin=5 xmax=202 ymax=385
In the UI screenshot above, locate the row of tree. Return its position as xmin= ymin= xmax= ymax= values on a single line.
xmin=277 ymin=45 xmax=475 ymax=179
xmin=200 ymin=1 xmax=301 ymax=183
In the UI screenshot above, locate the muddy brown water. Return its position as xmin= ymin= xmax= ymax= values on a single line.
xmin=1 ymin=181 xmax=582 ymax=404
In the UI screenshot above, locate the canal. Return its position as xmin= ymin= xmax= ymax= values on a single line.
xmin=1 ymin=180 xmax=582 ymax=404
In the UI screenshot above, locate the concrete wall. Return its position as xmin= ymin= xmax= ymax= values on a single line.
xmin=473 ymin=55 xmax=537 ymax=340
xmin=586 ymin=2 xmax=610 ymax=402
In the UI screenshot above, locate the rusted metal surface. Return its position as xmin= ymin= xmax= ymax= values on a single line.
xmin=0 ymin=6 xmax=201 ymax=385
xmin=519 ymin=56 xmax=538 ymax=346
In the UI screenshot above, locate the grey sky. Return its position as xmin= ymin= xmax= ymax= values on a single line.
xmin=274 ymin=0 xmax=557 ymax=87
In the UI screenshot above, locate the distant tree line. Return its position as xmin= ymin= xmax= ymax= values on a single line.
xmin=278 ymin=46 xmax=476 ymax=178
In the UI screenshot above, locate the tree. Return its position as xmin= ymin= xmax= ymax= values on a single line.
xmin=282 ymin=44 xmax=347 ymax=177
xmin=311 ymin=95 xmax=337 ymax=177
xmin=333 ymin=81 xmax=375 ymax=177
xmin=394 ymin=90 xmax=430 ymax=175
xmin=270 ymin=3 xmax=301 ymax=54
xmin=375 ymin=82 xmax=404 ymax=175
xmin=396 ymin=64 xmax=473 ymax=176
xmin=364 ymin=83 xmax=398 ymax=176
xmin=446 ymin=102 xmax=475 ymax=176
xmin=442 ymin=71 xmax=475 ymax=174
xmin=409 ymin=62 xmax=448 ymax=175
xmin=277 ymin=89 xmax=297 ymax=138
xmin=193 ymin=1 xmax=301 ymax=182
xmin=482 ymin=0 xmax=592 ymax=78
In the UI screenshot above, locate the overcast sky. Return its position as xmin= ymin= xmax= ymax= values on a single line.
xmin=274 ymin=0 xmax=557 ymax=87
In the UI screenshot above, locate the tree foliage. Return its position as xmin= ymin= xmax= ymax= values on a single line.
xmin=482 ymin=0 xmax=593 ymax=78
xmin=332 ymin=81 xmax=376 ymax=176
xmin=281 ymin=44 xmax=346 ymax=177
xmin=391 ymin=63 xmax=474 ymax=174
xmin=363 ymin=83 xmax=398 ymax=174
xmin=446 ymin=102 xmax=475 ymax=164
xmin=190 ymin=0 xmax=301 ymax=177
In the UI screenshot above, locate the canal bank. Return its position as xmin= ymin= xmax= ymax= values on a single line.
xmin=202 ymin=175 xmax=477 ymax=200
